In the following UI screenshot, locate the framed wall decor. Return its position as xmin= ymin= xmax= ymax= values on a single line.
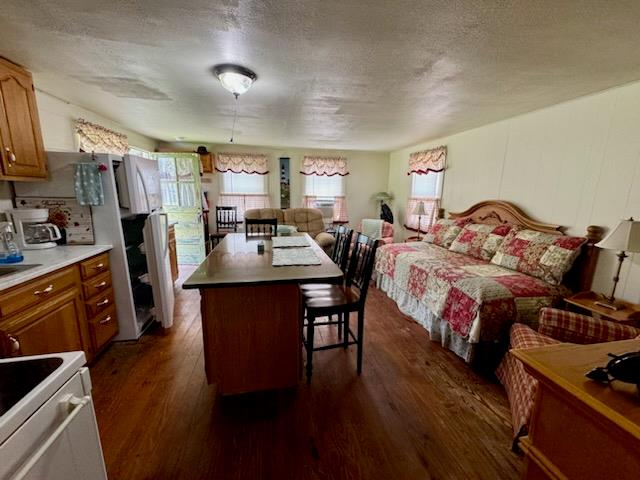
xmin=279 ymin=157 xmax=290 ymax=209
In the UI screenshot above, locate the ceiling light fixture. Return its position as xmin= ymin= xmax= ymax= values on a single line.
xmin=212 ymin=64 xmax=258 ymax=143
xmin=213 ymin=64 xmax=257 ymax=98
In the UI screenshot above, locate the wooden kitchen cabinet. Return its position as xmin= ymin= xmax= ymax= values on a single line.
xmin=0 ymin=252 xmax=118 ymax=361
xmin=169 ymin=224 xmax=179 ymax=283
xmin=200 ymin=152 xmax=213 ymax=173
xmin=2 ymin=288 xmax=88 ymax=358
xmin=0 ymin=57 xmax=47 ymax=181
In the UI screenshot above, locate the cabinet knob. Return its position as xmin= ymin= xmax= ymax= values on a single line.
xmin=4 ymin=147 xmax=16 ymax=164
xmin=33 ymin=284 xmax=54 ymax=296
xmin=95 ymin=281 xmax=107 ymax=289
xmin=93 ymin=263 xmax=105 ymax=270
xmin=97 ymin=298 xmax=110 ymax=307
xmin=8 ymin=335 xmax=20 ymax=353
xmin=99 ymin=315 xmax=112 ymax=325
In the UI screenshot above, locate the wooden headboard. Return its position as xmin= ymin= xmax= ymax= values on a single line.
xmin=443 ymin=200 xmax=604 ymax=292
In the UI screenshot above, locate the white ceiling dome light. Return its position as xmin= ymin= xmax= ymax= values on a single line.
xmin=213 ymin=64 xmax=257 ymax=98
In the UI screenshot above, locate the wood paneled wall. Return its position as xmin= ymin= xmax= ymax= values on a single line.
xmin=388 ymin=81 xmax=640 ymax=303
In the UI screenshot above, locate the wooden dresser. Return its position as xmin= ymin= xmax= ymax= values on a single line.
xmin=0 ymin=252 xmax=117 ymax=361
xmin=513 ymin=339 xmax=640 ymax=480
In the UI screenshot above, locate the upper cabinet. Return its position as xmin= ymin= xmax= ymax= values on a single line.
xmin=0 ymin=57 xmax=47 ymax=181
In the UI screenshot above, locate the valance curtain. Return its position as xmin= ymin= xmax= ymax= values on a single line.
xmin=215 ymin=153 xmax=269 ymax=175
xmin=407 ymin=146 xmax=447 ymax=175
xmin=404 ymin=197 xmax=440 ymax=233
xmin=75 ymin=118 xmax=129 ymax=156
xmin=300 ymin=156 xmax=349 ymax=176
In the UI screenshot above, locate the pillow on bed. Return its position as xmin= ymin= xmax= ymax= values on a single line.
xmin=490 ymin=228 xmax=586 ymax=285
xmin=422 ymin=218 xmax=470 ymax=248
xmin=449 ymin=223 xmax=512 ymax=261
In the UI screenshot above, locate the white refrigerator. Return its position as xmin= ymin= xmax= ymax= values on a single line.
xmin=14 ymin=152 xmax=175 ymax=338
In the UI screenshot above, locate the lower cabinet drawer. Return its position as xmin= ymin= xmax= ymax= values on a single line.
xmin=88 ymin=307 xmax=118 ymax=352
xmin=0 ymin=266 xmax=77 ymax=318
xmin=82 ymin=271 xmax=112 ymax=299
xmin=84 ymin=289 xmax=114 ymax=318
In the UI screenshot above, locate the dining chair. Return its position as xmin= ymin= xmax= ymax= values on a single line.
xmin=210 ymin=206 xmax=238 ymax=249
xmin=300 ymin=225 xmax=353 ymax=338
xmin=302 ymin=233 xmax=381 ymax=382
xmin=245 ymin=217 xmax=278 ymax=237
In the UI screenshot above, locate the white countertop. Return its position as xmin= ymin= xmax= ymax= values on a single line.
xmin=0 ymin=244 xmax=112 ymax=291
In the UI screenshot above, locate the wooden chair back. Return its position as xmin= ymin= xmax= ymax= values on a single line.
xmin=245 ymin=218 xmax=278 ymax=237
xmin=216 ymin=206 xmax=238 ymax=233
xmin=331 ymin=225 xmax=353 ymax=272
xmin=345 ymin=233 xmax=381 ymax=304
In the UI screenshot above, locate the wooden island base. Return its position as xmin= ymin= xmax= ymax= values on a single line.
xmin=200 ymin=284 xmax=301 ymax=395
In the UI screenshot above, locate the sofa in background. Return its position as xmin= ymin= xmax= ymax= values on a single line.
xmin=496 ymin=307 xmax=640 ymax=444
xmin=244 ymin=208 xmax=335 ymax=251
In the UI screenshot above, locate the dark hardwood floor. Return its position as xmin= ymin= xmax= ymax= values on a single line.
xmin=90 ymin=267 xmax=522 ymax=479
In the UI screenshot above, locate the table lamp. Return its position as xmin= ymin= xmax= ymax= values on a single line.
xmin=594 ymin=217 xmax=640 ymax=310
xmin=412 ymin=201 xmax=426 ymax=240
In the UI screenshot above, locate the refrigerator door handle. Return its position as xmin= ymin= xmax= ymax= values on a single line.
xmin=159 ymin=212 xmax=169 ymax=258
xmin=135 ymin=164 xmax=152 ymax=213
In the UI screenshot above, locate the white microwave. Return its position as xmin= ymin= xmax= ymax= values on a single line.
xmin=116 ymin=154 xmax=163 ymax=214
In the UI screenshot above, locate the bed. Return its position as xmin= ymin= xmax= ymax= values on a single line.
xmin=374 ymin=200 xmax=603 ymax=365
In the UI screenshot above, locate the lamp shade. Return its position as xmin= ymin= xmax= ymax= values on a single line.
xmin=595 ymin=218 xmax=640 ymax=252
xmin=412 ymin=201 xmax=426 ymax=216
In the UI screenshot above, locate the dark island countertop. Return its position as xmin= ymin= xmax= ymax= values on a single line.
xmin=182 ymin=233 xmax=342 ymax=289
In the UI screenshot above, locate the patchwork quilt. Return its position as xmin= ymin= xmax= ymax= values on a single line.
xmin=375 ymin=242 xmax=567 ymax=343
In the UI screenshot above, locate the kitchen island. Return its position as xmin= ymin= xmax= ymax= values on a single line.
xmin=183 ymin=233 xmax=341 ymax=395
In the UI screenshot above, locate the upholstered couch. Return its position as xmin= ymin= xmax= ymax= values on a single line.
xmin=496 ymin=308 xmax=640 ymax=444
xmin=244 ymin=208 xmax=335 ymax=251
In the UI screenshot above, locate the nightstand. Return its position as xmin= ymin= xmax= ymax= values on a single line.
xmin=563 ymin=291 xmax=640 ymax=324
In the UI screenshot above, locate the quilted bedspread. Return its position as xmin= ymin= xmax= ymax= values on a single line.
xmin=375 ymin=242 xmax=567 ymax=343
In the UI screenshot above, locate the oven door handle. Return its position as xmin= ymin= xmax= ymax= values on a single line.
xmin=11 ymin=395 xmax=92 ymax=480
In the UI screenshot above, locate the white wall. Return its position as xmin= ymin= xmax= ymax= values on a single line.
xmin=388 ymin=80 xmax=640 ymax=303
xmin=0 ymin=88 xmax=158 ymax=214
xmin=35 ymin=89 xmax=157 ymax=152
xmin=159 ymin=142 xmax=390 ymax=232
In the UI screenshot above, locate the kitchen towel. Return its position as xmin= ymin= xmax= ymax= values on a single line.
xmin=73 ymin=163 xmax=104 ymax=206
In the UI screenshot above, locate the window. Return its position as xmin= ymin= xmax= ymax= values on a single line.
xmin=411 ymin=171 xmax=442 ymax=199
xmin=304 ymin=174 xmax=344 ymax=199
xmin=217 ymin=169 xmax=270 ymax=222
xmin=300 ymin=156 xmax=349 ymax=223
xmin=405 ymin=147 xmax=447 ymax=233
xmin=221 ymin=171 xmax=268 ymax=194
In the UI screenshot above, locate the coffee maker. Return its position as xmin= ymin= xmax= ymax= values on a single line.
xmin=9 ymin=209 xmax=61 ymax=250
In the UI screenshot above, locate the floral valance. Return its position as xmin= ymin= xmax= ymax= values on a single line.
xmin=407 ymin=146 xmax=447 ymax=175
xmin=75 ymin=118 xmax=129 ymax=156
xmin=215 ymin=153 xmax=269 ymax=175
xmin=300 ymin=156 xmax=348 ymax=176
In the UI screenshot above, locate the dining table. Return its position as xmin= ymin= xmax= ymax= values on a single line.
xmin=183 ymin=232 xmax=342 ymax=395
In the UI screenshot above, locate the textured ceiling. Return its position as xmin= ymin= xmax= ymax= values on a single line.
xmin=2 ymin=1 xmax=640 ymax=151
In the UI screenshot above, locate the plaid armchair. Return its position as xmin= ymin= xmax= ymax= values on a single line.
xmin=358 ymin=219 xmax=394 ymax=244
xmin=496 ymin=307 xmax=640 ymax=444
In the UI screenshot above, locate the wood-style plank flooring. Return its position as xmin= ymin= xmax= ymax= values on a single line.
xmin=90 ymin=267 xmax=522 ymax=479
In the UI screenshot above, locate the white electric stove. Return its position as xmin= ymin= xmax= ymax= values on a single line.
xmin=0 ymin=352 xmax=107 ymax=479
